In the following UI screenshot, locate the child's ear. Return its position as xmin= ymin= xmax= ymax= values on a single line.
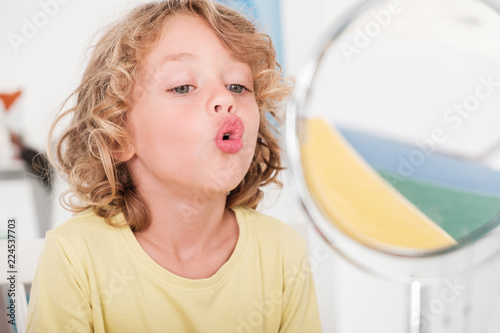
xmin=113 ymin=144 xmax=135 ymax=162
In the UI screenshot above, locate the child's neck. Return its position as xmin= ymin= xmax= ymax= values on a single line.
xmin=133 ymin=190 xmax=239 ymax=279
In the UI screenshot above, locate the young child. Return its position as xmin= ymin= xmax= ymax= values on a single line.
xmin=27 ymin=0 xmax=322 ymax=331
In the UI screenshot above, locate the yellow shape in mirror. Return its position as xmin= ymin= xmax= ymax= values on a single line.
xmin=301 ymin=118 xmax=457 ymax=251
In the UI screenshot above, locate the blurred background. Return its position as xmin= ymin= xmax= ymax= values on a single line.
xmin=1 ymin=0 xmax=500 ymax=332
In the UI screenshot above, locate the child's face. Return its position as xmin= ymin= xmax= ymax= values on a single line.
xmin=125 ymin=14 xmax=260 ymax=200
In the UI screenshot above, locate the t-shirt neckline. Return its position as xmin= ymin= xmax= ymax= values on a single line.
xmin=119 ymin=207 xmax=248 ymax=291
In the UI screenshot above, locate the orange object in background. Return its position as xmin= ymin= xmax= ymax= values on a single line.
xmin=0 ymin=90 xmax=22 ymax=111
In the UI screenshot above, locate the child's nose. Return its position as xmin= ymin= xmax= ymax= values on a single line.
xmin=211 ymin=86 xmax=235 ymax=114
xmin=214 ymin=104 xmax=234 ymax=113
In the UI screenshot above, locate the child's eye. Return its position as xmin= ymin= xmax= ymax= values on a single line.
xmin=226 ymin=84 xmax=248 ymax=93
xmin=169 ymin=85 xmax=194 ymax=95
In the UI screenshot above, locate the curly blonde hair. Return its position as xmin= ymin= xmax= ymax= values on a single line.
xmin=49 ymin=0 xmax=291 ymax=231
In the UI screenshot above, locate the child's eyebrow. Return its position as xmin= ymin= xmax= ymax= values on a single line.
xmin=160 ymin=52 xmax=199 ymax=65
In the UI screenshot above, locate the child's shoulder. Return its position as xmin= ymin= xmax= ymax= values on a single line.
xmin=48 ymin=209 xmax=127 ymax=240
xmin=41 ymin=210 xmax=128 ymax=263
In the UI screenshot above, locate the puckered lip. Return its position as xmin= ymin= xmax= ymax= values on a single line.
xmin=215 ymin=115 xmax=245 ymax=153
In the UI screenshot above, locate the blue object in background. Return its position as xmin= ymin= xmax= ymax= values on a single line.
xmin=218 ymin=0 xmax=285 ymax=66
xmin=340 ymin=127 xmax=500 ymax=196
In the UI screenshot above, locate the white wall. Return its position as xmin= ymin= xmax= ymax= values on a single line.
xmin=281 ymin=0 xmax=360 ymax=75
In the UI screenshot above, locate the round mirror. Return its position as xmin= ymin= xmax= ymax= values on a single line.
xmin=287 ymin=0 xmax=500 ymax=280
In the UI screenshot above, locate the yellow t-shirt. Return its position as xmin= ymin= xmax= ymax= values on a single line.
xmin=27 ymin=206 xmax=322 ymax=332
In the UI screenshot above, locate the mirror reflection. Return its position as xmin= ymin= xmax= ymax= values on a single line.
xmin=294 ymin=0 xmax=500 ymax=254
